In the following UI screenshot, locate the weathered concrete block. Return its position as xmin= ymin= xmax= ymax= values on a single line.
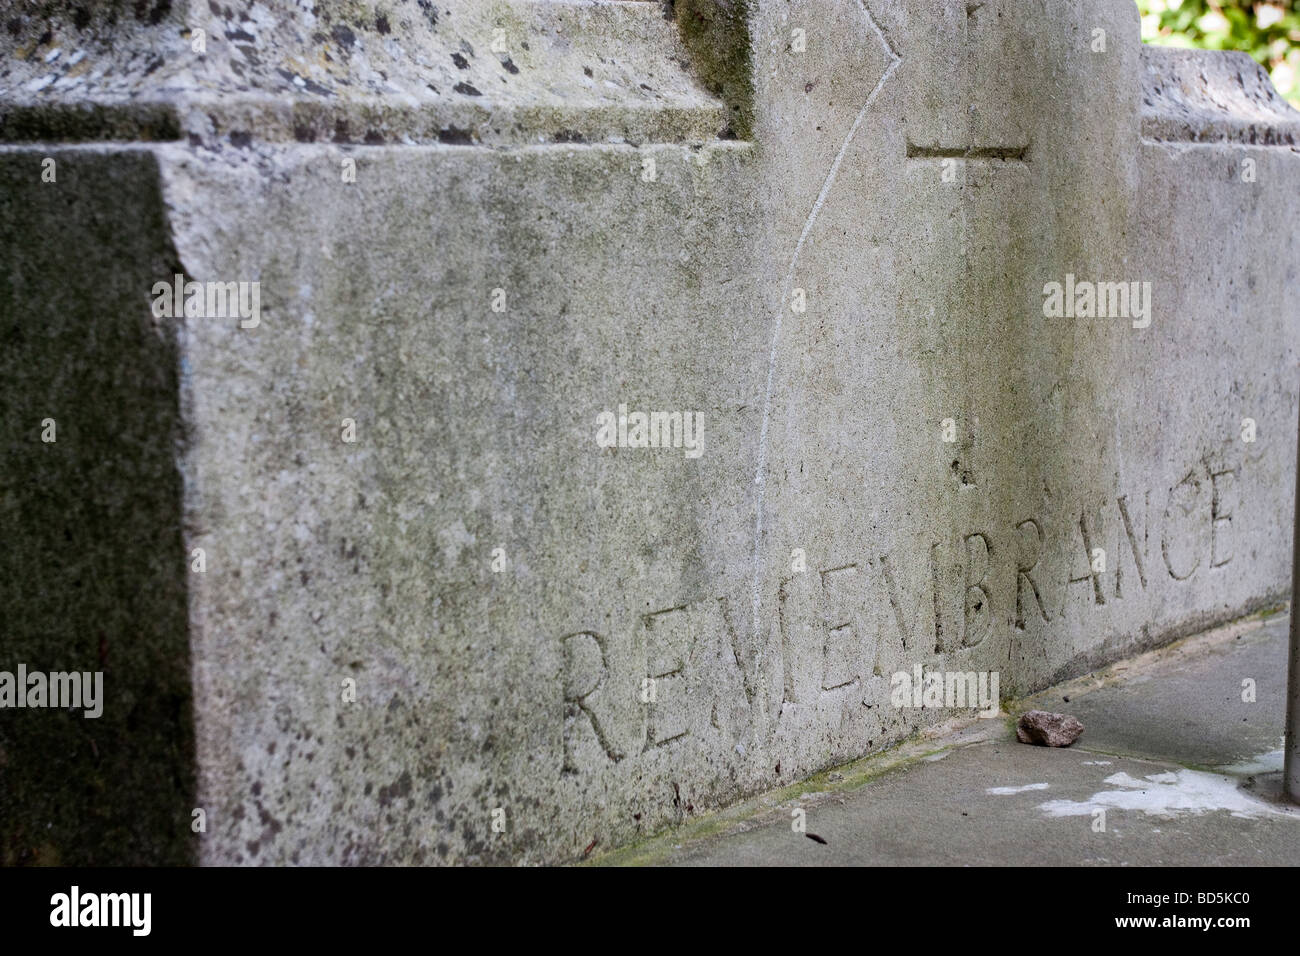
xmin=1 ymin=0 xmax=1298 ymax=864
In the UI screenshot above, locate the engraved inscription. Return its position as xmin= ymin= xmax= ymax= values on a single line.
xmin=644 ymin=607 xmax=690 ymax=749
xmin=1014 ymin=518 xmax=1050 ymax=629
xmin=559 ymin=456 xmax=1249 ymax=774
xmin=819 ymin=565 xmax=862 ymax=690
xmin=561 ymin=631 xmax=623 ymax=770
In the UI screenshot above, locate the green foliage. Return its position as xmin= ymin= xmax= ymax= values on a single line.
xmin=1137 ymin=0 xmax=1300 ymax=104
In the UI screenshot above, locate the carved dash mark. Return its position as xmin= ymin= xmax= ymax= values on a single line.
xmin=806 ymin=832 xmax=828 ymax=844
xmin=906 ymin=141 xmax=1030 ymax=162
xmin=750 ymin=0 xmax=901 ymax=647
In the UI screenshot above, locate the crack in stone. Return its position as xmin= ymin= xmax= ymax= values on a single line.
xmin=749 ymin=0 xmax=901 ymax=653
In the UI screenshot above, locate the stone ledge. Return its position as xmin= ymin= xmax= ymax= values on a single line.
xmin=1141 ymin=46 xmax=1300 ymax=146
xmin=0 ymin=0 xmax=730 ymax=145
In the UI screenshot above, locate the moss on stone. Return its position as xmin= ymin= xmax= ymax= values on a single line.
xmin=672 ymin=0 xmax=754 ymax=139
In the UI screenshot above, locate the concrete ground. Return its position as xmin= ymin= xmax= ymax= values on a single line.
xmin=595 ymin=610 xmax=1300 ymax=866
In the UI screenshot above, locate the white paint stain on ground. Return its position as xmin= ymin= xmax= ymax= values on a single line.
xmin=1039 ymin=769 xmax=1298 ymax=820
xmin=987 ymin=783 xmax=1049 ymax=795
xmin=1216 ymin=748 xmax=1284 ymax=776
xmin=1081 ymin=760 xmax=1112 ymax=766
